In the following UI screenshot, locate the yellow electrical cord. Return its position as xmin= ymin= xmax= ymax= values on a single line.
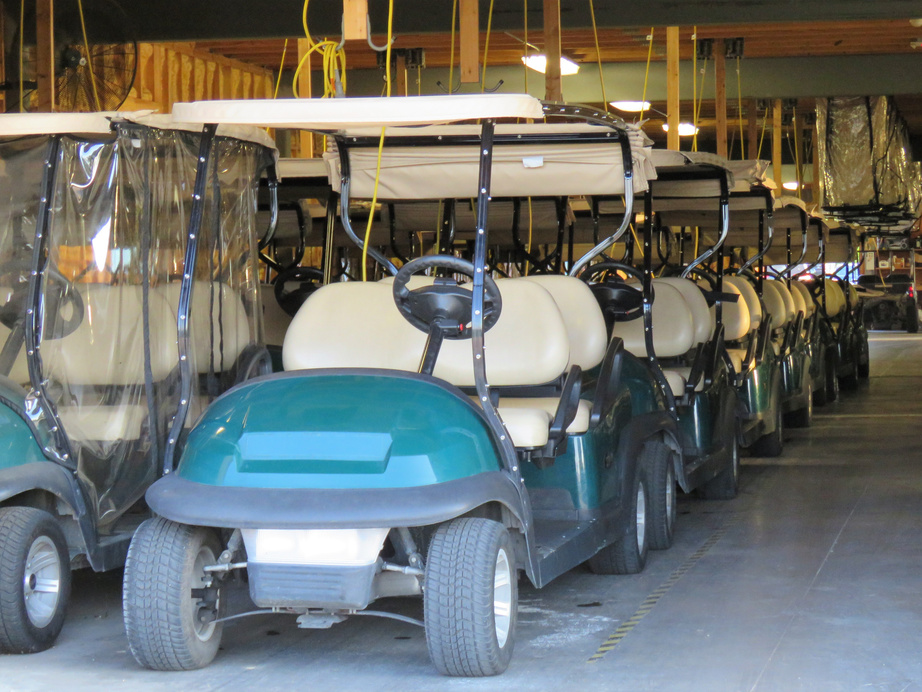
xmin=76 ymin=0 xmax=101 ymax=110
xmin=525 ymin=197 xmax=534 ymax=276
xmin=736 ymin=56 xmax=745 ymax=159
xmin=588 ymin=0 xmax=607 ymax=110
xmin=639 ymin=28 xmax=654 ymax=123
xmin=273 ymin=39 xmax=289 ymax=98
xmin=361 ymin=0 xmax=395 ymax=281
xmin=757 ymin=106 xmax=768 ymax=158
xmin=448 ymin=0 xmax=458 ymax=91
xmin=292 ymin=0 xmax=347 ymax=99
xmin=481 ymin=0 xmax=496 ymax=93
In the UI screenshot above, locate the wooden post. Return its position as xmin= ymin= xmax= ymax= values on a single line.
xmin=343 ymin=0 xmax=368 ymax=41
xmin=772 ymin=99 xmax=783 ymax=196
xmin=715 ymin=41 xmax=728 ymax=158
xmin=793 ymin=109 xmax=804 ymax=199
xmin=0 ymin=3 xmax=6 ymax=112
xmin=747 ymin=98 xmax=759 ymax=160
xmin=35 ymin=0 xmax=55 ymax=111
xmin=666 ymin=27 xmax=680 ymax=151
xmin=297 ymin=38 xmax=314 ymax=158
xmin=396 ymin=53 xmax=408 ymax=96
xmin=460 ymin=0 xmax=479 ymax=83
xmin=543 ymin=0 xmax=562 ymax=101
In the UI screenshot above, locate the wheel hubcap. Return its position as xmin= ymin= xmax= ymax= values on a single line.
xmin=190 ymin=546 xmax=219 ymax=641
xmin=636 ymin=483 xmax=647 ymax=551
xmin=493 ymin=547 xmax=512 ymax=648
xmin=23 ymin=536 xmax=62 ymax=629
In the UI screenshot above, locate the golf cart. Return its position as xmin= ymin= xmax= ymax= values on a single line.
xmin=121 ymin=94 xmax=683 ymax=676
xmin=0 ymin=112 xmax=274 ymax=653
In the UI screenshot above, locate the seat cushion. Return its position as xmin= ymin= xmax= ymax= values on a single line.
xmin=789 ymin=282 xmax=807 ymax=316
xmin=790 ymin=280 xmax=815 ymax=317
xmin=654 ymin=277 xmax=713 ymax=345
xmin=667 ymin=367 xmax=705 ymax=393
xmin=823 ymin=279 xmax=845 ymax=317
xmin=768 ymin=280 xmax=797 ymax=323
xmin=718 ymin=282 xmax=751 ymax=341
xmin=612 ymin=282 xmax=695 ymax=359
xmin=522 ymin=275 xmax=607 ymax=371
xmin=761 ymin=282 xmax=789 ymax=329
xmin=726 ymin=347 xmax=746 ymax=374
xmin=493 ymin=406 xmax=551 ymax=448
xmin=662 ymin=369 xmax=686 ymax=396
xmin=57 ymin=404 xmax=147 ymax=441
xmin=499 ymin=398 xmax=592 ymax=435
xmin=725 ymin=275 xmax=762 ymax=329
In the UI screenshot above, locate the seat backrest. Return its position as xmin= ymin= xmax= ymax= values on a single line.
xmin=159 ymin=281 xmax=252 ymax=373
xmin=788 ymin=281 xmax=807 ymax=317
xmin=790 ymin=280 xmax=815 ymax=317
xmin=522 ymin=275 xmax=607 ymax=370
xmin=718 ymin=281 xmax=751 ymax=341
xmin=848 ymin=283 xmax=858 ymax=308
xmin=611 ymin=282 xmax=695 ymax=358
xmin=724 ymin=275 xmax=762 ymax=329
xmin=760 ymin=282 xmax=788 ymax=330
xmin=283 ymin=277 xmax=570 ymax=388
xmin=767 ymin=279 xmax=796 ymax=324
xmin=43 ymin=284 xmax=178 ymax=385
xmin=823 ymin=279 xmax=846 ymax=317
xmin=654 ymin=277 xmax=713 ymax=345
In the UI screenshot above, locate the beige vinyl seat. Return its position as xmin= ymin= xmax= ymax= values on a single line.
xmin=158 ymin=281 xmax=252 ymax=374
xmin=283 ymin=277 xmax=574 ymax=449
xmin=790 ymin=280 xmax=815 ymax=318
xmin=41 ymin=284 xmax=179 ymax=441
xmin=789 ymin=282 xmax=807 ymax=317
xmin=822 ymin=279 xmax=847 ymax=318
xmin=611 ymin=282 xmax=696 ymax=396
xmin=724 ymin=275 xmax=762 ymax=374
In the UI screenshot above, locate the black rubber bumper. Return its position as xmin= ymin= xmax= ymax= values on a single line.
xmin=146 ymin=471 xmax=525 ymax=530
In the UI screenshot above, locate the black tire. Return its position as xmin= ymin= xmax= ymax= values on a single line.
xmin=839 ymin=359 xmax=859 ymax=391
xmin=123 ymin=517 xmax=225 ymax=671
xmin=424 ymin=518 xmax=517 ymax=677
xmin=857 ymin=358 xmax=870 ymax=379
xmin=0 ymin=507 xmax=71 ymax=654
xmin=587 ymin=470 xmax=649 ymax=574
xmin=751 ymin=379 xmax=784 ymax=458
xmin=785 ymin=381 xmax=813 ymax=429
xmin=644 ymin=441 xmax=677 ymax=551
xmin=826 ymin=358 xmax=840 ymax=403
xmin=699 ymin=410 xmax=741 ymax=500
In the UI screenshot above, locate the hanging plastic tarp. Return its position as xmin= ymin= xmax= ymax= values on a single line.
xmin=817 ymin=96 xmax=921 ymax=230
xmin=0 ymin=122 xmax=274 ymax=527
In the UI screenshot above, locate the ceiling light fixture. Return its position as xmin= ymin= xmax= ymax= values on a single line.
xmin=521 ymin=54 xmax=580 ymax=76
xmin=610 ymin=100 xmax=652 ymax=112
xmin=662 ymin=122 xmax=699 ymax=137
xmin=783 ymin=181 xmax=800 ymax=191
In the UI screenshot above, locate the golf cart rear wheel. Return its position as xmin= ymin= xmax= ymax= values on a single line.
xmin=587 ymin=472 xmax=649 ymax=574
xmin=0 ymin=507 xmax=71 ymax=654
xmin=123 ymin=517 xmax=225 ymax=671
xmin=424 ymin=518 xmax=517 ymax=677
xmin=751 ymin=379 xmax=784 ymax=458
xmin=644 ymin=440 xmax=677 ymax=551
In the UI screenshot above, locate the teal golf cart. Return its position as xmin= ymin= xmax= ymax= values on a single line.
xmin=0 ymin=112 xmax=274 ymax=653
xmin=122 ymin=95 xmax=681 ymax=676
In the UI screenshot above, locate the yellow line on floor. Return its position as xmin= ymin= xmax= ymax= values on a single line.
xmin=587 ymin=524 xmax=730 ymax=664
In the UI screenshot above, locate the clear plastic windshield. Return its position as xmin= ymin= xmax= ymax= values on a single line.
xmin=0 ymin=136 xmax=48 ymax=386
xmin=34 ymin=126 xmax=270 ymax=527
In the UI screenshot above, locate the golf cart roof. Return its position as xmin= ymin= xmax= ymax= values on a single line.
xmin=136 ymin=113 xmax=276 ymax=150
xmin=171 ymin=94 xmax=546 ymax=130
xmin=0 ymin=111 xmax=122 ymax=136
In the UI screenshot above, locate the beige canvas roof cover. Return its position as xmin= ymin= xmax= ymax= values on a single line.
xmin=171 ymin=94 xmax=545 ymax=129
xmin=0 ymin=111 xmax=122 ymax=136
xmin=323 ymin=122 xmax=655 ymax=200
xmin=132 ymin=113 xmax=276 ymax=150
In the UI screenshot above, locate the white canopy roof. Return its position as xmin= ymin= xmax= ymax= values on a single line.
xmin=0 ymin=112 xmax=119 ymax=136
xmin=172 ymin=94 xmax=546 ymax=130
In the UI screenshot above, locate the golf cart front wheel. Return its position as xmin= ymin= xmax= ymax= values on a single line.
xmin=424 ymin=518 xmax=517 ymax=677
xmin=644 ymin=440 xmax=677 ymax=551
xmin=123 ymin=517 xmax=225 ymax=671
xmin=0 ymin=507 xmax=71 ymax=654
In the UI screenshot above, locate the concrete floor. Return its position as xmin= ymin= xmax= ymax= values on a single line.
xmin=3 ymin=332 xmax=921 ymax=692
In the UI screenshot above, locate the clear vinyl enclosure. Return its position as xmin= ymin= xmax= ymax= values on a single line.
xmin=0 ymin=122 xmax=273 ymax=528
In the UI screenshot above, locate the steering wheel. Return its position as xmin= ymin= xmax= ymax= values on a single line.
xmin=392 ymin=256 xmax=502 ymax=339
xmin=579 ymin=260 xmax=647 ymax=323
xmin=274 ymin=265 xmax=324 ymax=317
xmin=0 ymin=260 xmax=84 ymax=338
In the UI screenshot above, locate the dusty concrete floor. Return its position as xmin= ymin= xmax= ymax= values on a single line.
xmin=3 ymin=332 xmax=921 ymax=692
